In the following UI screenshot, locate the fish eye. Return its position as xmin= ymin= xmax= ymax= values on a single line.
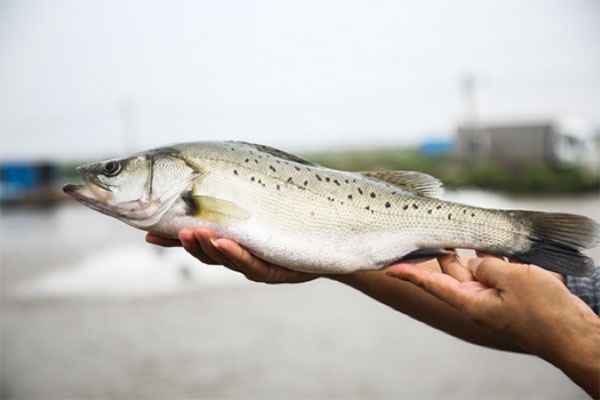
xmin=103 ymin=161 xmax=122 ymax=177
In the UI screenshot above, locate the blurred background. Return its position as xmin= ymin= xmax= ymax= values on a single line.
xmin=1 ymin=0 xmax=599 ymax=399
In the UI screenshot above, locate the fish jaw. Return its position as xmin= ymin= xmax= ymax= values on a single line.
xmin=63 ymin=183 xmax=119 ymax=217
xmin=62 ymin=183 xmax=163 ymax=227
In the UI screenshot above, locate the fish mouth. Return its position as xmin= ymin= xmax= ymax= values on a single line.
xmin=63 ymin=183 xmax=119 ymax=217
xmin=63 ymin=182 xmax=164 ymax=223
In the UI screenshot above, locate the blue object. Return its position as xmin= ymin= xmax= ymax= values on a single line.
xmin=419 ymin=139 xmax=454 ymax=156
xmin=0 ymin=162 xmax=55 ymax=200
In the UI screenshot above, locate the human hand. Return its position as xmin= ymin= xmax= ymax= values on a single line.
xmin=146 ymin=229 xmax=318 ymax=284
xmin=386 ymin=253 xmax=600 ymax=397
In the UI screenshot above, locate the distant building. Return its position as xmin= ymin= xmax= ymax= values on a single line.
xmin=455 ymin=120 xmax=588 ymax=166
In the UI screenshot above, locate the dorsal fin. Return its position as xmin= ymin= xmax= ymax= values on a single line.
xmin=361 ymin=170 xmax=444 ymax=198
xmin=236 ymin=141 xmax=317 ymax=166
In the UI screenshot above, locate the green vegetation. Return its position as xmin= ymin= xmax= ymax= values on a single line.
xmin=57 ymin=161 xmax=84 ymax=180
xmin=304 ymin=147 xmax=599 ymax=194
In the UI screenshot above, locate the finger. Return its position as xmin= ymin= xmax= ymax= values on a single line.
xmin=438 ymin=253 xmax=473 ymax=282
xmin=551 ymin=272 xmax=566 ymax=284
xmin=468 ymin=257 xmax=512 ymax=288
xmin=178 ymin=229 xmax=215 ymax=265
xmin=386 ymin=264 xmax=471 ymax=311
xmin=192 ymin=229 xmax=230 ymax=266
xmin=145 ymin=233 xmax=181 ymax=247
xmin=212 ymin=239 xmax=314 ymax=283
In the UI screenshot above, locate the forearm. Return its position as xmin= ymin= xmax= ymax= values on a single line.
xmin=328 ymin=269 xmax=523 ymax=353
xmin=541 ymin=312 xmax=600 ymax=398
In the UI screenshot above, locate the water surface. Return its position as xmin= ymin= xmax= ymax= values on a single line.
xmin=1 ymin=190 xmax=597 ymax=399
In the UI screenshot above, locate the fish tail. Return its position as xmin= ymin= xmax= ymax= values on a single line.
xmin=508 ymin=211 xmax=600 ymax=276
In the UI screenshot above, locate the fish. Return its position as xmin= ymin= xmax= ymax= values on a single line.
xmin=63 ymin=141 xmax=600 ymax=276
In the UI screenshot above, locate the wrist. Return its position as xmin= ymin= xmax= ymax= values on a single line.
xmin=542 ymin=313 xmax=600 ymax=397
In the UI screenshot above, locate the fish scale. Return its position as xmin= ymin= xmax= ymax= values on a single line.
xmin=64 ymin=140 xmax=600 ymax=276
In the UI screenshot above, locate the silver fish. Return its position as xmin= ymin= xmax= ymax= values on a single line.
xmin=64 ymin=141 xmax=599 ymax=276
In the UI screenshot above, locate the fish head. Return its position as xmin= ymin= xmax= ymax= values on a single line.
xmin=63 ymin=148 xmax=197 ymax=229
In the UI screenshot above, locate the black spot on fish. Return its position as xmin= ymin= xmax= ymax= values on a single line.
xmin=448 ymin=213 xmax=452 ymax=220
xmin=334 ymin=179 xmax=340 ymax=186
xmin=233 ymin=169 xmax=238 ymax=175
xmin=391 ymin=191 xmax=396 ymax=195
xmin=250 ymin=176 xmax=255 ymax=181
xmin=352 ymin=179 xmax=357 ymax=183
xmin=276 ymin=160 xmax=281 ymax=164
xmin=344 ymin=179 xmax=349 ymax=184
xmin=325 ymin=177 xmax=330 ymax=182
xmin=245 ymin=158 xmax=249 ymax=163
xmin=347 ymin=194 xmax=353 ymax=200
xmin=412 ymin=204 xmax=418 ymax=209
xmin=370 ymin=192 xmax=376 ymax=198
xmin=471 ymin=213 xmax=476 ymax=217
xmin=303 ymin=180 xmax=308 ymax=186
xmin=315 ymin=174 xmax=322 ymax=181
xmin=427 ymin=209 xmax=432 ymax=214
xmin=403 ymin=204 xmax=409 ymax=210
xmin=254 ymin=159 xmax=259 ymax=164
xmin=365 ymin=205 xmax=370 ymax=210
xmin=295 ymin=166 xmax=301 ymax=171
xmin=276 ymin=184 xmax=280 ymax=190
xmin=358 ymin=188 xmax=363 ymax=195
xmin=269 ymin=165 xmax=276 ymax=172
xmin=463 ymin=209 xmax=467 ymax=214
xmin=287 ymin=177 xmax=293 ymax=183
xmin=385 ymin=202 xmax=391 ymax=208
xmin=258 ymin=179 xmax=262 ymax=184
xmin=436 ymin=205 xmax=442 ymax=210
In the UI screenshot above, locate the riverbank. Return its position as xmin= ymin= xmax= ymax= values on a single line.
xmin=305 ymin=148 xmax=600 ymax=194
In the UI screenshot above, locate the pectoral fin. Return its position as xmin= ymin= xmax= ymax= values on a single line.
xmin=185 ymin=192 xmax=250 ymax=224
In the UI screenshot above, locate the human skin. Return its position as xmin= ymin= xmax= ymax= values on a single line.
xmin=147 ymin=229 xmax=600 ymax=398
xmin=386 ymin=254 xmax=600 ymax=398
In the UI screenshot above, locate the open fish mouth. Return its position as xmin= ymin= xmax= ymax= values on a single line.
xmin=63 ymin=183 xmax=120 ymax=217
xmin=63 ymin=183 xmax=166 ymax=223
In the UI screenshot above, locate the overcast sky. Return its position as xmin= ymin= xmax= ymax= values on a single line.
xmin=1 ymin=0 xmax=599 ymax=159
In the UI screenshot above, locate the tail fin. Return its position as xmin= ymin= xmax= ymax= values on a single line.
xmin=510 ymin=211 xmax=600 ymax=276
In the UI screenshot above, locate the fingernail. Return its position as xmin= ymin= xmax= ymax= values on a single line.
xmin=210 ymin=238 xmax=223 ymax=251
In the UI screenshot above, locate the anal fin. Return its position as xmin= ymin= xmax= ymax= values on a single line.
xmin=396 ymin=248 xmax=450 ymax=264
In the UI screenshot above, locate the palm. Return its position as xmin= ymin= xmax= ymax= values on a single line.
xmin=387 ymin=254 xmax=503 ymax=312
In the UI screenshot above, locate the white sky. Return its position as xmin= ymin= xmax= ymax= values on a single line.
xmin=1 ymin=0 xmax=599 ymax=159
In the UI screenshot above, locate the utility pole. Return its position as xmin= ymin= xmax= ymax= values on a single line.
xmin=460 ymin=72 xmax=478 ymax=126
